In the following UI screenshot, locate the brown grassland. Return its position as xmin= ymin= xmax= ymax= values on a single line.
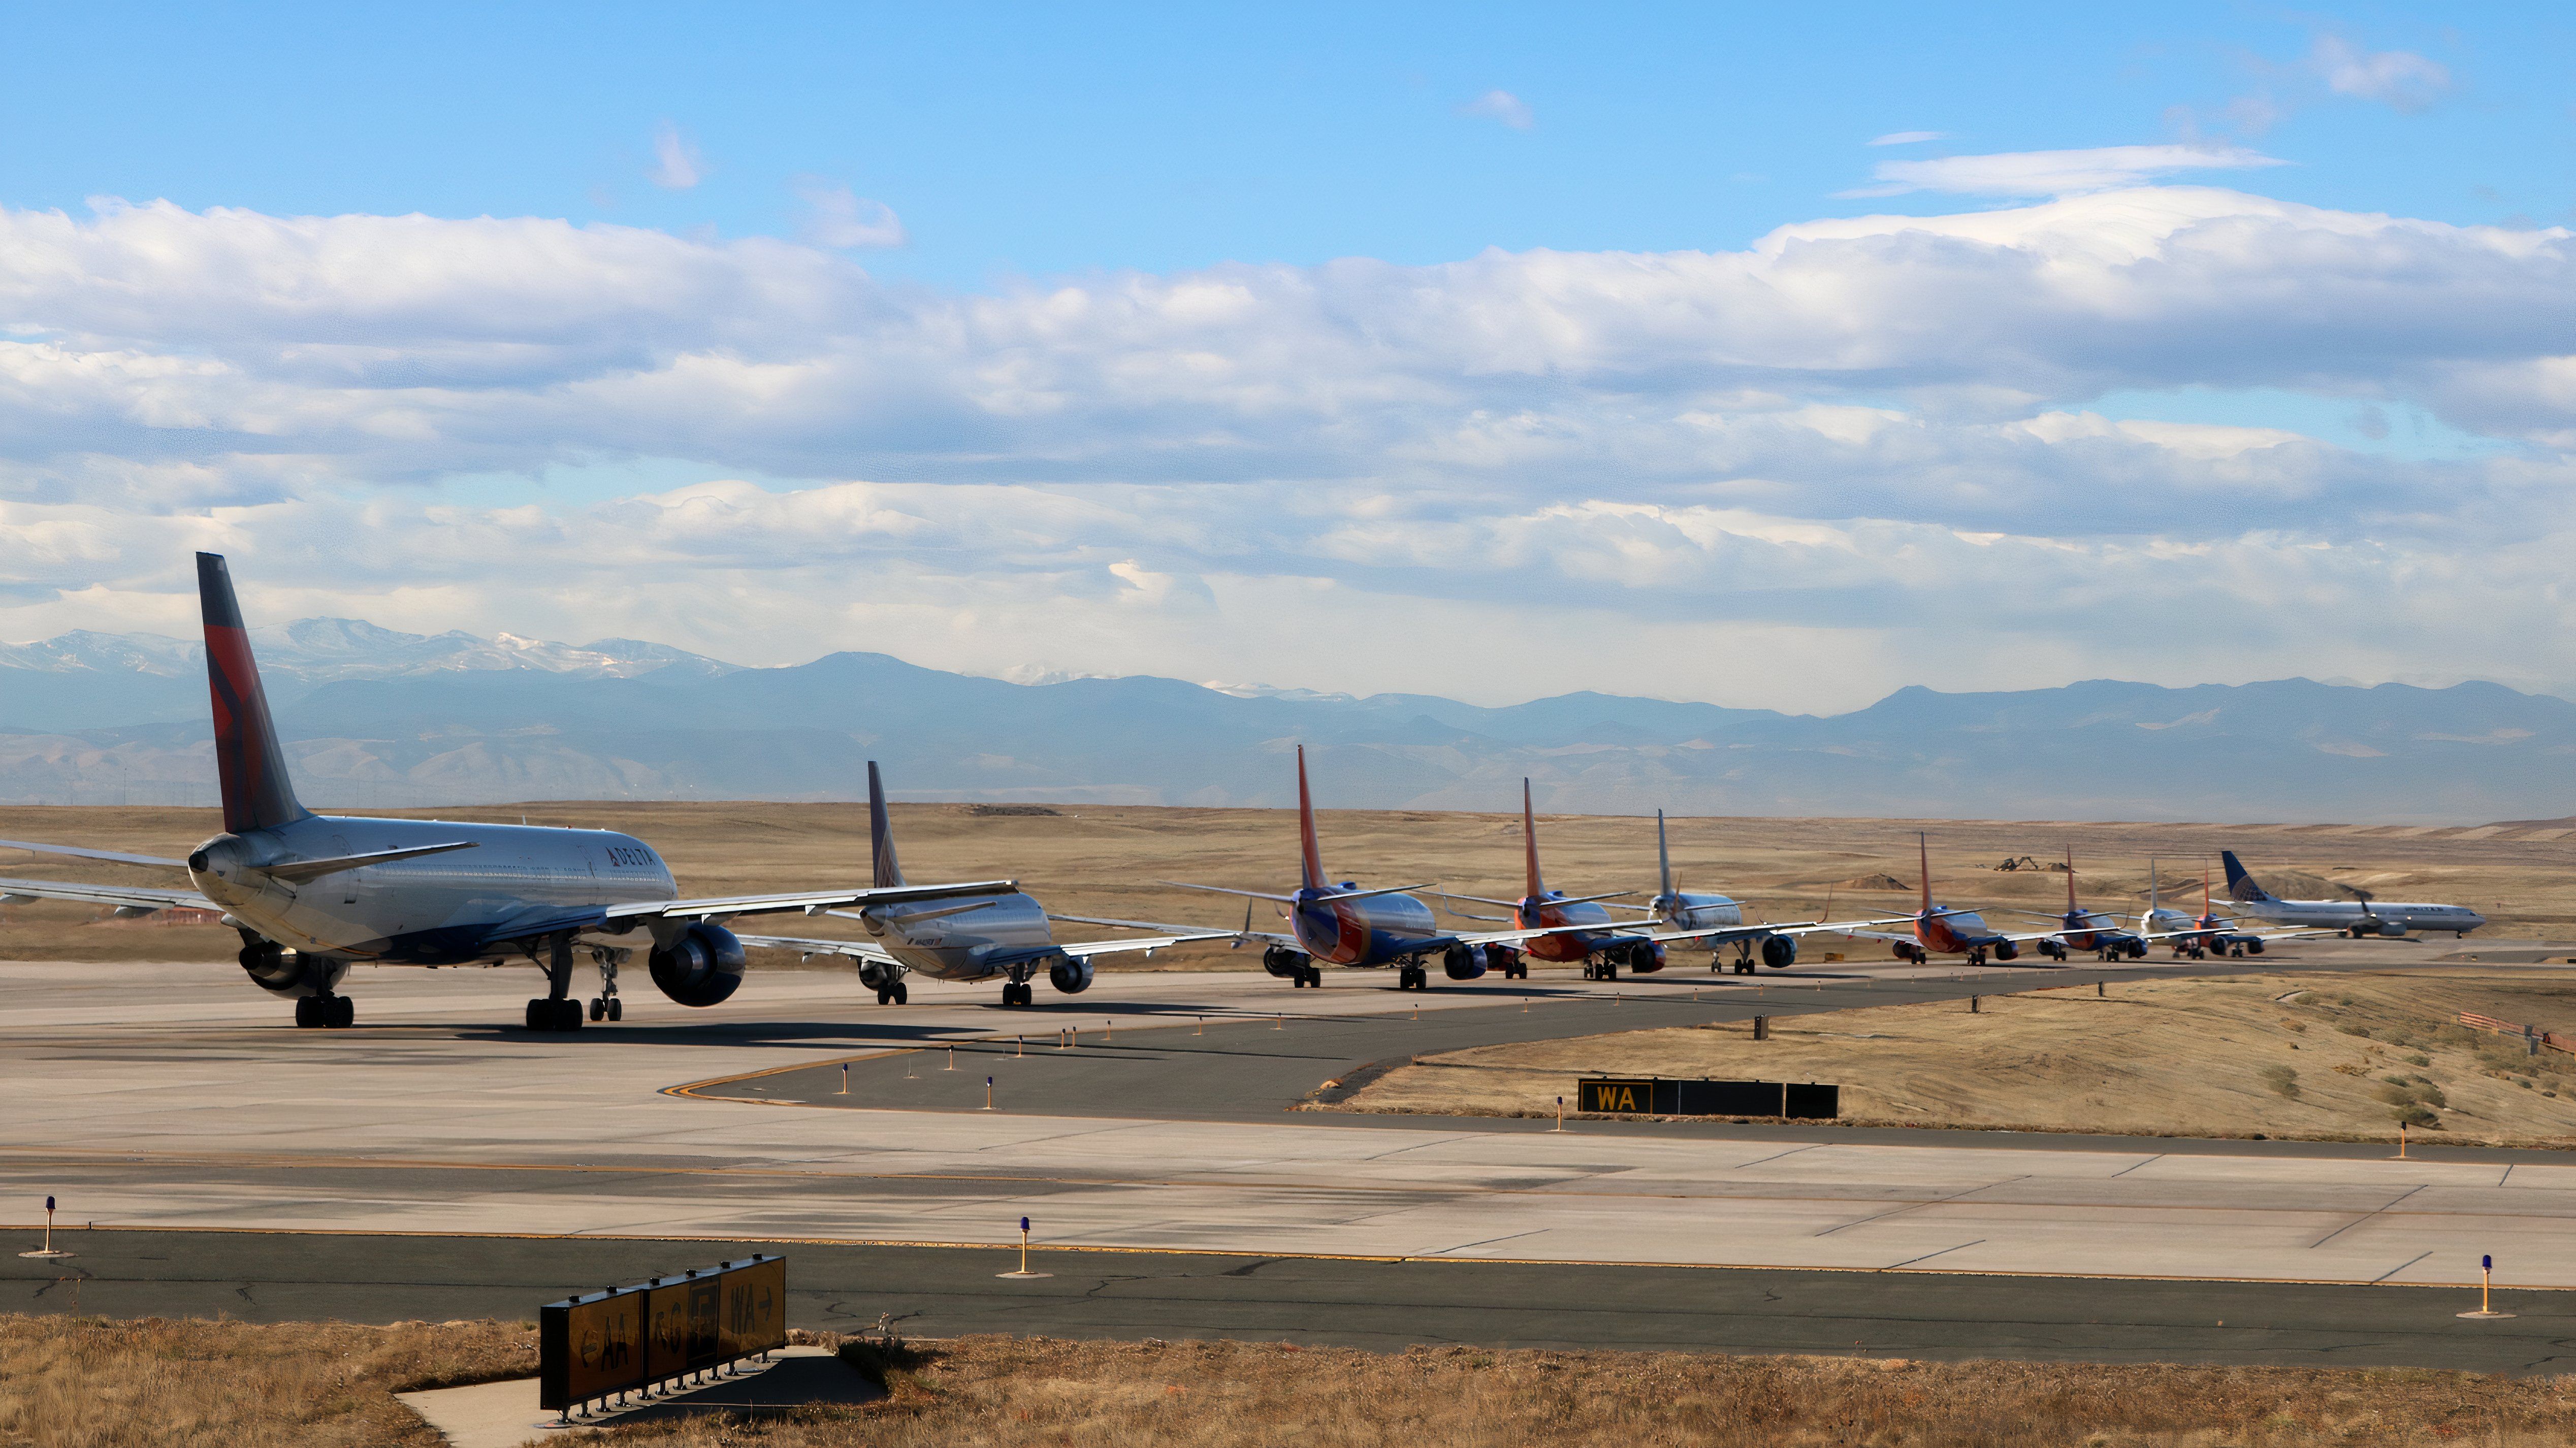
xmin=10 ymin=1316 xmax=2576 ymax=1448
xmin=1 ymin=800 xmax=2566 ymax=967
xmin=1331 ymin=969 xmax=2576 ymax=1145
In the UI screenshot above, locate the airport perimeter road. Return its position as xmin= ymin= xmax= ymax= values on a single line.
xmin=8 ymin=1228 xmax=2570 ymax=1375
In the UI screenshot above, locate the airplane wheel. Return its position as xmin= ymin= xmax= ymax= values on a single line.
xmin=892 ymin=980 xmax=908 ymax=1004
xmin=295 ymin=997 xmax=321 ymax=1029
xmin=589 ymin=998 xmax=605 ymax=1022
xmin=876 ymin=988 xmax=891 ymax=1005
xmin=330 ymin=996 xmax=354 ymax=1029
xmin=608 ymin=998 xmax=623 ymax=1021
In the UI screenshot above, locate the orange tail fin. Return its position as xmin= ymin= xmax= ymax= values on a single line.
xmin=1522 ymin=779 xmax=1544 ymax=899
xmin=1296 ymin=746 xmax=1325 ymax=892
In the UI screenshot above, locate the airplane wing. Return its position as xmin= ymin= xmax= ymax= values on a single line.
xmin=1049 ymin=911 xmax=1299 ymax=949
xmin=0 ymin=875 xmax=217 ymax=917
xmin=1059 ymin=929 xmax=1246 ymax=958
xmin=732 ymin=932 xmax=900 ymax=966
xmin=1154 ymin=880 xmax=1297 ymax=903
xmin=1643 ymin=914 xmax=1918 ymax=946
xmin=0 ymin=837 xmax=192 ymax=868
xmin=601 ymin=878 xmax=1020 ymax=923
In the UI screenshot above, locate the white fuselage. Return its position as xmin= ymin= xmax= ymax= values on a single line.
xmin=1652 ymin=891 xmax=1746 ymax=932
xmin=188 ymin=814 xmax=677 ymax=962
xmin=2231 ymin=897 xmax=2485 ymax=935
xmin=848 ymin=891 xmax=1063 ymax=981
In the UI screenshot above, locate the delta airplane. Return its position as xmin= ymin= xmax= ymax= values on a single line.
xmin=1838 ymin=837 xmax=2062 ymax=966
xmin=2006 ymin=851 xmax=2147 ymax=962
xmin=0 ymin=554 xmax=1016 ymax=1032
xmin=733 ymin=763 xmax=1239 ymax=1006
xmin=1155 ymin=749 xmax=1640 ymax=990
xmin=2221 ymin=850 xmax=2487 ymax=938
xmin=1438 ymin=789 xmax=1897 ymax=979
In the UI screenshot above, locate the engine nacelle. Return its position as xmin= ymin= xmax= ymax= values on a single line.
xmin=1992 ymin=940 xmax=2020 ymax=962
xmin=2038 ymin=939 xmax=2067 ymax=961
xmin=2377 ymin=919 xmax=2407 ymax=938
xmin=855 ymin=959 xmax=896 ymax=991
xmin=2243 ymin=937 xmax=2266 ymax=955
xmin=649 ymin=922 xmax=747 ymax=1007
xmin=1759 ymin=934 xmax=1798 ymax=970
xmin=238 ymin=939 xmax=347 ymax=999
xmin=1442 ymin=943 xmax=1488 ymax=981
xmin=1486 ymin=945 xmax=1522 ymax=976
xmin=1618 ymin=940 xmax=1666 ymax=973
xmin=1049 ymin=957 xmax=1096 ymax=994
xmin=1262 ymin=944 xmax=1311 ymax=980
xmin=1891 ymin=941 xmax=1923 ymax=963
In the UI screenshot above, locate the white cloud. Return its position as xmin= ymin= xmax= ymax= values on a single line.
xmin=1458 ymin=89 xmax=1534 ymax=130
xmin=1842 ymin=144 xmax=2284 ymax=198
xmin=1867 ymin=130 xmax=1947 ymax=146
xmin=2313 ymin=36 xmax=2450 ymax=113
xmin=1 ymin=182 xmax=2573 ymax=707
xmin=792 ymin=179 xmax=908 ymax=249
xmin=647 ymin=122 xmax=705 ymax=189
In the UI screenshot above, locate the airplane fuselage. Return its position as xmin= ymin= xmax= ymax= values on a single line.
xmin=1917 ymin=904 xmax=2005 ymax=956
xmin=1292 ymin=886 xmax=1440 ymax=967
xmin=188 ymin=814 xmax=677 ymax=963
xmin=1652 ymin=891 xmax=1746 ymax=932
xmin=2053 ymin=909 xmax=2142 ymax=952
xmin=1513 ymin=893 xmax=1628 ymax=961
xmin=2230 ymin=898 xmax=2485 ymax=936
xmin=850 ymin=890 xmax=1062 ymax=980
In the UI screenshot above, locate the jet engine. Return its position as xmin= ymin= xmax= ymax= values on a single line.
xmin=1992 ymin=940 xmax=2020 ymax=962
xmin=1617 ymin=940 xmax=1666 ymax=973
xmin=238 ymin=938 xmax=347 ymax=999
xmin=1049 ymin=957 xmax=1096 ymax=994
xmin=2242 ymin=937 xmax=2266 ymax=955
xmin=1759 ymin=934 xmax=1798 ymax=970
xmin=856 ymin=959 xmax=896 ymax=991
xmin=649 ymin=922 xmax=746 ymax=1007
xmin=1262 ymin=944 xmax=1311 ymax=979
xmin=1442 ymin=943 xmax=1489 ymax=980
xmin=1891 ymin=941 xmax=1924 ymax=963
xmin=2377 ymin=920 xmax=2407 ymax=938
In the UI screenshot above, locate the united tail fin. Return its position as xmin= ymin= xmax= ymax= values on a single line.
xmin=197 ymin=553 xmax=307 ymax=834
xmin=1656 ymin=810 xmax=1675 ymax=900
xmin=866 ymin=761 xmax=906 ymax=887
xmin=1522 ymin=779 xmax=1545 ymax=899
xmin=1295 ymin=745 xmax=1326 ymax=892
xmin=2219 ymin=850 xmax=2272 ymax=903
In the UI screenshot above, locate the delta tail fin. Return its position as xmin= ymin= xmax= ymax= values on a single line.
xmin=866 ymin=761 xmax=906 ymax=888
xmin=1295 ymin=745 xmax=1326 ymax=892
xmin=1522 ymin=779 xmax=1546 ymax=900
xmin=1656 ymin=810 xmax=1675 ymax=901
xmin=2220 ymin=850 xmax=2273 ymax=903
xmin=197 ymin=553 xmax=307 ymax=834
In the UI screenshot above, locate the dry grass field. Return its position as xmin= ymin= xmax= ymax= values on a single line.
xmin=10 ymin=1316 xmax=2576 ymax=1448
xmin=1 ymin=800 xmax=2567 ymax=967
xmin=1331 ymin=969 xmax=2576 ymax=1145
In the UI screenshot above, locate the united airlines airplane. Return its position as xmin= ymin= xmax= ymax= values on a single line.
xmin=734 ymin=762 xmax=1238 ymax=1006
xmin=2220 ymin=850 xmax=2486 ymax=938
xmin=0 ymin=554 xmax=1013 ymax=1032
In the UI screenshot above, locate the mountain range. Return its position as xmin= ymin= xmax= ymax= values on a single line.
xmin=1 ymin=619 xmax=2568 ymax=824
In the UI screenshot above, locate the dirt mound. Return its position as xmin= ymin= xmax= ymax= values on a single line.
xmin=1833 ymin=873 xmax=1913 ymax=892
xmin=957 ymin=803 xmax=1064 ymax=817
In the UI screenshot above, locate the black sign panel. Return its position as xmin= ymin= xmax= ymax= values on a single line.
xmin=540 ymin=1255 xmax=787 ymax=1410
xmin=1576 ymin=1076 xmax=1838 ymax=1119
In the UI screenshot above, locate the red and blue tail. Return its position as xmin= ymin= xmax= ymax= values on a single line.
xmin=1295 ymin=746 xmax=1326 ymax=892
xmin=1522 ymin=779 xmax=1545 ymax=899
xmin=198 ymin=553 xmax=307 ymax=834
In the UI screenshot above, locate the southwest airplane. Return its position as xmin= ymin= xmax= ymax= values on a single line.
xmin=1440 ymin=788 xmax=1896 ymax=979
xmin=1160 ymin=748 xmax=1648 ymax=990
xmin=0 ymin=554 xmax=1015 ymax=1032
xmin=2005 ymin=851 xmax=2147 ymax=962
xmin=1837 ymin=837 xmax=2060 ymax=966
xmin=2221 ymin=849 xmax=2486 ymax=938
xmin=733 ymin=762 xmax=1237 ymax=1005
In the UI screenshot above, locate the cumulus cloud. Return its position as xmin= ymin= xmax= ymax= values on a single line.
xmin=1458 ymin=89 xmax=1534 ymax=130
xmin=647 ymin=122 xmax=705 ymax=189
xmin=1867 ymin=130 xmax=1947 ymax=146
xmin=1842 ymin=144 xmax=2284 ymax=197
xmin=1 ymin=183 xmax=2573 ymax=707
xmin=2313 ymin=36 xmax=2451 ymax=112
xmin=792 ymin=179 xmax=908 ymax=249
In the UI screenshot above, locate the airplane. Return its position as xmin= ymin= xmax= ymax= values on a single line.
xmin=732 ymin=762 xmax=1241 ymax=1006
xmin=2004 ymin=850 xmax=2147 ymax=962
xmin=2133 ymin=859 xmax=2318 ymax=959
xmin=2220 ymin=849 xmax=2487 ymax=938
xmin=0 ymin=553 xmax=1015 ymax=1033
xmin=1437 ymin=788 xmax=1897 ymax=979
xmin=1156 ymin=748 xmax=1672 ymax=991
xmin=1834 ymin=836 xmax=2062 ymax=966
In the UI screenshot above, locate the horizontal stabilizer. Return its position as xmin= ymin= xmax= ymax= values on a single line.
xmin=261 ymin=841 xmax=480 ymax=883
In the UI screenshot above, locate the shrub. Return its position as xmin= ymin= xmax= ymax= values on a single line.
xmin=2258 ymin=1065 xmax=2301 ymax=1100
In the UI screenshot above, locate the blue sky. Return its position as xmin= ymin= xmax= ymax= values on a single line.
xmin=0 ymin=3 xmax=2571 ymax=710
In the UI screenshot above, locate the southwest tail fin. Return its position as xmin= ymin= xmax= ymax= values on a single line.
xmin=2220 ymin=850 xmax=2272 ymax=903
xmin=866 ymin=761 xmax=906 ymax=887
xmin=1522 ymin=779 xmax=1545 ymax=899
xmin=197 ymin=553 xmax=307 ymax=834
xmin=1917 ymin=833 xmax=1932 ymax=912
xmin=1295 ymin=745 xmax=1326 ymax=892
xmin=2065 ymin=848 xmax=2078 ymax=913
xmin=1656 ymin=810 xmax=1675 ymax=900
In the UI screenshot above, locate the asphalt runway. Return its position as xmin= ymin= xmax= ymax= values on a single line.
xmin=9 ymin=1228 xmax=2570 ymax=1374
xmin=6 ymin=943 xmax=2575 ymax=1372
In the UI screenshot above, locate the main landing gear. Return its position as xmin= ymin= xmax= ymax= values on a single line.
xmin=1583 ymin=959 xmax=1618 ymax=981
xmin=876 ymin=979 xmax=911 ymax=1005
xmin=525 ymin=932 xmax=589 ymax=1033
xmin=294 ymin=995 xmax=353 ymax=1029
xmin=998 ymin=968 xmax=1039 ymax=1006
xmin=1287 ymin=964 xmax=1324 ymax=988
xmin=1396 ymin=963 xmax=1429 ymax=991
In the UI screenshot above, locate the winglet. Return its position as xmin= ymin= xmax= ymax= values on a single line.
xmin=197 ymin=553 xmax=308 ymax=834
xmin=1656 ymin=809 xmax=1674 ymax=901
xmin=1295 ymin=745 xmax=1326 ymax=892
xmin=1522 ymin=779 xmax=1545 ymax=900
xmin=867 ymin=761 xmax=906 ymax=888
